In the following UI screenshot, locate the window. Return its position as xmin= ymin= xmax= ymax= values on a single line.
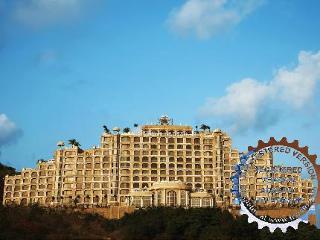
xmin=142 ymin=196 xmax=151 ymax=207
xmin=166 ymin=191 xmax=177 ymax=207
xmin=157 ymin=191 xmax=162 ymax=205
xmin=202 ymin=198 xmax=211 ymax=207
xmin=133 ymin=176 xmax=139 ymax=181
xmin=132 ymin=197 xmax=141 ymax=207
xmin=180 ymin=190 xmax=186 ymax=206
xmin=191 ymin=197 xmax=200 ymax=207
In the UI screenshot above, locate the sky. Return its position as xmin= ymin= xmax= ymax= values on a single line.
xmin=0 ymin=0 xmax=320 ymax=170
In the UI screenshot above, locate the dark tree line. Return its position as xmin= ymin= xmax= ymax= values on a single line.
xmin=1 ymin=162 xmax=320 ymax=239
xmin=1 ymin=205 xmax=319 ymax=240
xmin=114 ymin=207 xmax=320 ymax=240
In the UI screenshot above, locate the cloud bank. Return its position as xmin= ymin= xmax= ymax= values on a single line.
xmin=168 ymin=0 xmax=264 ymax=39
xmin=13 ymin=0 xmax=99 ymax=28
xmin=200 ymin=50 xmax=320 ymax=133
xmin=0 ymin=114 xmax=23 ymax=148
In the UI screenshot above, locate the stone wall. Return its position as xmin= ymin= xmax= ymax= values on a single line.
xmin=82 ymin=206 xmax=135 ymax=219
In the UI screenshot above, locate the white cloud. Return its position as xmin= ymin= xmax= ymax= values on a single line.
xmin=200 ymin=50 xmax=320 ymax=133
xmin=201 ymin=78 xmax=271 ymax=132
xmin=168 ymin=0 xmax=264 ymax=39
xmin=13 ymin=0 xmax=99 ymax=28
xmin=0 ymin=114 xmax=23 ymax=148
xmin=272 ymin=51 xmax=320 ymax=108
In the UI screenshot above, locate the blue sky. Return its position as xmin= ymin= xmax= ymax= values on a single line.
xmin=0 ymin=0 xmax=320 ymax=170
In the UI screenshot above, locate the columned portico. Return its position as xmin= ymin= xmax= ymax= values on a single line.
xmin=129 ymin=180 xmax=214 ymax=208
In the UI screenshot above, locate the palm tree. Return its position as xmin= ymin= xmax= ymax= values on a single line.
xmin=68 ymin=139 xmax=81 ymax=147
xmin=37 ymin=159 xmax=45 ymax=164
xmin=133 ymin=123 xmax=139 ymax=128
xmin=102 ymin=125 xmax=110 ymax=133
xmin=123 ymin=127 xmax=130 ymax=133
xmin=200 ymin=124 xmax=211 ymax=132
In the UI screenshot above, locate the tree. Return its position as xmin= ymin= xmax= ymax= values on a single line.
xmin=68 ymin=139 xmax=81 ymax=147
xmin=102 ymin=125 xmax=110 ymax=133
xmin=123 ymin=127 xmax=130 ymax=133
xmin=200 ymin=124 xmax=210 ymax=132
xmin=133 ymin=123 xmax=139 ymax=128
xmin=37 ymin=159 xmax=46 ymax=164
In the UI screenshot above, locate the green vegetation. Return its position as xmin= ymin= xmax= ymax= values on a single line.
xmin=123 ymin=127 xmax=130 ymax=133
xmin=0 ymin=205 xmax=112 ymax=240
xmin=0 ymin=206 xmax=319 ymax=240
xmin=200 ymin=124 xmax=210 ymax=132
xmin=103 ymin=125 xmax=111 ymax=134
xmin=116 ymin=207 xmax=320 ymax=240
xmin=68 ymin=139 xmax=81 ymax=147
xmin=1 ymin=163 xmax=319 ymax=239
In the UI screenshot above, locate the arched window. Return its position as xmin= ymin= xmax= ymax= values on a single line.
xmin=166 ymin=191 xmax=177 ymax=207
xmin=20 ymin=198 xmax=27 ymax=206
xmin=94 ymin=196 xmax=99 ymax=204
xmin=142 ymin=176 xmax=149 ymax=181
xmin=160 ymin=163 xmax=166 ymax=169
xmin=133 ymin=176 xmax=139 ymax=181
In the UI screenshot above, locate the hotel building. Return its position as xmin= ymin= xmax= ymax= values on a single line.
xmin=2 ymin=116 xmax=313 ymax=209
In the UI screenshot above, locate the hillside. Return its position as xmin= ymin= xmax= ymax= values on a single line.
xmin=0 ymin=206 xmax=319 ymax=240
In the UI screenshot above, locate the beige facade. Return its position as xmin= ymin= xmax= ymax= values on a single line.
xmin=2 ymin=116 xmax=313 ymax=209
